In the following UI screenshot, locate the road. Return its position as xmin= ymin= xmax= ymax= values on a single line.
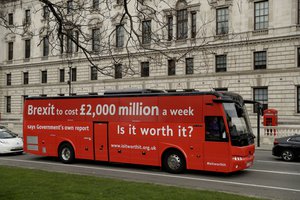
xmin=0 ymin=150 xmax=299 ymax=200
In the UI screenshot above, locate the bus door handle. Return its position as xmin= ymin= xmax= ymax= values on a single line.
xmin=99 ymin=145 xmax=104 ymax=150
xmin=84 ymin=137 xmax=91 ymax=141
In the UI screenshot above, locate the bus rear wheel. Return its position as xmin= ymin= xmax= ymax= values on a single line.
xmin=58 ymin=143 xmax=75 ymax=164
xmin=163 ymin=150 xmax=186 ymax=174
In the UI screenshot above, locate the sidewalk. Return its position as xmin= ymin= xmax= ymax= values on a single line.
xmin=255 ymin=143 xmax=272 ymax=151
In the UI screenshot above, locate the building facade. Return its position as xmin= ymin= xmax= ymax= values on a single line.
xmin=1 ymin=0 xmax=300 ymax=133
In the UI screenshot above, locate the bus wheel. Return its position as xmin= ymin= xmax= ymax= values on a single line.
xmin=163 ymin=150 xmax=186 ymax=174
xmin=58 ymin=143 xmax=75 ymax=164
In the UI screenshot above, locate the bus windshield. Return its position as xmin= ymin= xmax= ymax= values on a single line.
xmin=223 ymin=103 xmax=255 ymax=146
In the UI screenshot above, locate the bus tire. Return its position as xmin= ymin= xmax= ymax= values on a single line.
xmin=163 ymin=150 xmax=186 ymax=174
xmin=58 ymin=143 xmax=75 ymax=164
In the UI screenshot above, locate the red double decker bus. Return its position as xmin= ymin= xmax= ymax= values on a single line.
xmin=23 ymin=89 xmax=255 ymax=173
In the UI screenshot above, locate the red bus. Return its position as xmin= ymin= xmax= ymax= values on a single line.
xmin=23 ymin=89 xmax=255 ymax=173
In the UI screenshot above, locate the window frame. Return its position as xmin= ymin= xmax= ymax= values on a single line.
xmin=8 ymin=42 xmax=13 ymax=61
xmin=297 ymin=86 xmax=300 ymax=113
xmin=116 ymin=24 xmax=124 ymax=48
xmin=254 ymin=51 xmax=267 ymax=70
xmin=215 ymin=55 xmax=227 ymax=72
xmin=59 ymin=69 xmax=65 ymax=83
xmin=253 ymin=87 xmax=268 ymax=113
xmin=43 ymin=36 xmax=49 ymax=57
xmin=41 ymin=70 xmax=47 ymax=84
xmin=115 ymin=64 xmax=122 ymax=79
xmin=91 ymin=66 xmax=98 ymax=80
xmin=71 ymin=68 xmax=77 ymax=82
xmin=168 ymin=59 xmax=176 ymax=76
xmin=25 ymin=39 xmax=31 ymax=59
xmin=92 ymin=29 xmax=100 ymax=52
xmin=25 ymin=9 xmax=31 ymax=24
xmin=185 ymin=58 xmax=194 ymax=75
xmin=23 ymin=72 xmax=29 ymax=85
xmin=191 ymin=12 xmax=197 ymax=38
xmin=6 ymin=73 xmax=11 ymax=86
xmin=141 ymin=62 xmax=150 ymax=77
xmin=8 ymin=13 xmax=13 ymax=25
xmin=142 ymin=20 xmax=151 ymax=44
xmin=216 ymin=7 xmax=229 ymax=35
xmin=167 ymin=15 xmax=173 ymax=41
xmin=177 ymin=9 xmax=188 ymax=40
xmin=6 ymin=96 xmax=11 ymax=113
xmin=254 ymin=0 xmax=269 ymax=30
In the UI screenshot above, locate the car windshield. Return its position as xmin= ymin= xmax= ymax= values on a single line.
xmin=0 ymin=131 xmax=16 ymax=139
xmin=223 ymin=102 xmax=254 ymax=146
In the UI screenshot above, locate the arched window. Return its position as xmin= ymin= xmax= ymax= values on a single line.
xmin=176 ymin=0 xmax=188 ymax=39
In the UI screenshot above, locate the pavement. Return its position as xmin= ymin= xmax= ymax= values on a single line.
xmin=256 ymin=143 xmax=272 ymax=151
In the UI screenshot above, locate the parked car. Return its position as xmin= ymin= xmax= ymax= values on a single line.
xmin=0 ymin=130 xmax=23 ymax=154
xmin=0 ymin=125 xmax=9 ymax=132
xmin=272 ymin=135 xmax=300 ymax=161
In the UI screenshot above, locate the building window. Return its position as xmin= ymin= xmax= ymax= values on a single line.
xmin=60 ymin=35 xmax=64 ymax=54
xmin=216 ymin=55 xmax=227 ymax=72
xmin=141 ymin=62 xmax=149 ymax=77
xmin=8 ymin=42 xmax=13 ymax=61
xmin=191 ymin=12 xmax=197 ymax=38
xmin=254 ymin=51 xmax=267 ymax=70
xmin=185 ymin=58 xmax=194 ymax=75
xmin=298 ymin=48 xmax=300 ymax=67
xmin=43 ymin=36 xmax=49 ymax=57
xmin=254 ymin=1 xmax=269 ymax=30
xmin=43 ymin=6 xmax=49 ymax=20
xmin=6 ymin=96 xmax=11 ymax=113
xmin=214 ymin=88 xmax=228 ymax=92
xmin=59 ymin=69 xmax=65 ymax=82
xmin=216 ymin=7 xmax=229 ymax=35
xmin=92 ymin=29 xmax=100 ymax=52
xmin=167 ymin=15 xmax=173 ymax=41
xmin=66 ymin=31 xmax=73 ymax=53
xmin=253 ymin=87 xmax=268 ymax=113
xmin=142 ymin=20 xmax=151 ymax=44
xmin=22 ymin=95 xmax=28 ymax=110
xmin=23 ymin=72 xmax=29 ymax=85
xmin=8 ymin=13 xmax=13 ymax=25
xmin=298 ymin=86 xmax=300 ymax=113
xmin=41 ymin=70 xmax=47 ymax=83
xmin=115 ymin=64 xmax=122 ymax=79
xmin=298 ymin=0 xmax=300 ymax=24
xmin=116 ymin=25 xmax=124 ymax=47
xmin=177 ymin=9 xmax=188 ymax=39
xmin=67 ymin=0 xmax=73 ymax=14
xmin=91 ymin=66 xmax=98 ymax=80
xmin=74 ymin=31 xmax=79 ymax=52
xmin=71 ymin=68 xmax=77 ymax=82
xmin=168 ymin=59 xmax=176 ymax=76
xmin=93 ymin=0 xmax=99 ymax=9
xmin=6 ymin=73 xmax=11 ymax=86
xmin=25 ymin=9 xmax=31 ymax=25
xmin=25 ymin=39 xmax=31 ymax=59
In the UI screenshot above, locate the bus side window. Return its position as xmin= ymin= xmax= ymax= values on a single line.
xmin=205 ymin=116 xmax=227 ymax=142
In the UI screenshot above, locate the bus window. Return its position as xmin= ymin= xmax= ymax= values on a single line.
xmin=205 ymin=116 xmax=227 ymax=142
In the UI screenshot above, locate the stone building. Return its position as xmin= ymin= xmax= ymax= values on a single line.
xmin=0 ymin=0 xmax=300 ymax=133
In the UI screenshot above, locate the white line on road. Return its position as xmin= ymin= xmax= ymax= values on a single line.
xmin=1 ymin=157 xmax=300 ymax=193
xmin=246 ymin=169 xmax=300 ymax=176
xmin=256 ymin=160 xmax=300 ymax=166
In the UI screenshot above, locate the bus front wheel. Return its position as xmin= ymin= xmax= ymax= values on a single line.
xmin=163 ymin=150 xmax=186 ymax=174
xmin=58 ymin=143 xmax=75 ymax=164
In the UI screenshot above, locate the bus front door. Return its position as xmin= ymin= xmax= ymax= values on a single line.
xmin=94 ymin=123 xmax=109 ymax=162
xmin=203 ymin=116 xmax=230 ymax=172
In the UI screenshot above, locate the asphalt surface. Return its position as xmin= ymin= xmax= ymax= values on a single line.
xmin=0 ymin=150 xmax=299 ymax=200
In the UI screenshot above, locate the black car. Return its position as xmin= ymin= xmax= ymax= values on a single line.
xmin=272 ymin=135 xmax=300 ymax=161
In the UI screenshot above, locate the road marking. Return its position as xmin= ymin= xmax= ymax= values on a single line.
xmin=1 ymin=157 xmax=300 ymax=193
xmin=256 ymin=160 xmax=300 ymax=166
xmin=246 ymin=169 xmax=300 ymax=176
